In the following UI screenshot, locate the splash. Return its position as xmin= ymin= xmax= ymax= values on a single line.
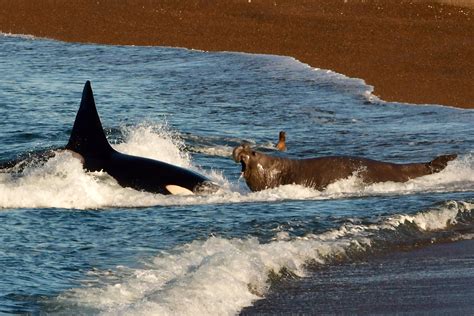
xmin=0 ymin=151 xmax=157 ymax=209
xmin=0 ymin=123 xmax=202 ymax=209
xmin=114 ymin=123 xmax=193 ymax=169
xmin=52 ymin=201 xmax=473 ymax=315
xmin=0 ymin=124 xmax=472 ymax=209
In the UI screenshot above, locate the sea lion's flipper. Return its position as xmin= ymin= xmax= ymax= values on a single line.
xmin=65 ymin=81 xmax=114 ymax=158
xmin=427 ymin=154 xmax=457 ymax=173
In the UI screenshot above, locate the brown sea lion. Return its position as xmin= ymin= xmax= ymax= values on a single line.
xmin=276 ymin=131 xmax=287 ymax=151
xmin=232 ymin=144 xmax=457 ymax=192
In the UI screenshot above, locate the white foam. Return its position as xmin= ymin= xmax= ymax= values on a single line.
xmin=0 ymin=151 xmax=160 ymax=209
xmin=280 ymin=55 xmax=375 ymax=100
xmin=0 ymin=124 xmax=473 ymax=209
xmin=55 ymin=201 xmax=473 ymax=315
xmin=191 ymin=145 xmax=233 ymax=158
xmin=0 ymin=32 xmax=39 ymax=40
xmin=360 ymin=154 xmax=474 ymax=195
xmin=114 ymin=123 xmax=192 ymax=169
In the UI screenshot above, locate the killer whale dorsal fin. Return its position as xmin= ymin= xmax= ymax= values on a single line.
xmin=66 ymin=81 xmax=114 ymax=157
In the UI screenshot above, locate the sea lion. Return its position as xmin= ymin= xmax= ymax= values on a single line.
xmin=276 ymin=131 xmax=287 ymax=151
xmin=232 ymin=144 xmax=457 ymax=192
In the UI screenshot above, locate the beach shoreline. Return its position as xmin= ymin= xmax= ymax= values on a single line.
xmin=0 ymin=0 xmax=472 ymax=109
xmin=242 ymin=239 xmax=474 ymax=315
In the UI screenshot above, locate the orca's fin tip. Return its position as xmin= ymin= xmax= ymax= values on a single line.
xmin=67 ymin=81 xmax=113 ymax=156
xmin=83 ymin=80 xmax=92 ymax=93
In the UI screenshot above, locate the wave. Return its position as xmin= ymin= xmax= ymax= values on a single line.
xmin=1 ymin=32 xmax=377 ymax=106
xmin=0 ymin=124 xmax=473 ymax=209
xmin=48 ymin=200 xmax=473 ymax=315
xmin=279 ymin=55 xmax=377 ymax=103
xmin=1 ymin=32 xmax=40 ymax=40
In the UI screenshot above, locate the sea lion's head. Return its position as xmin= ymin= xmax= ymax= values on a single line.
xmin=232 ymin=144 xmax=283 ymax=191
xmin=276 ymin=131 xmax=286 ymax=151
xmin=232 ymin=143 xmax=255 ymax=173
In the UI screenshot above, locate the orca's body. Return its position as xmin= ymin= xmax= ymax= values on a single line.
xmin=64 ymin=81 xmax=215 ymax=195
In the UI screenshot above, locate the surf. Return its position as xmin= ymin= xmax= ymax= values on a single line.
xmin=1 ymin=122 xmax=472 ymax=209
xmin=49 ymin=200 xmax=473 ymax=315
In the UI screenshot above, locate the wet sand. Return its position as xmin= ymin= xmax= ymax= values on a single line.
xmin=0 ymin=0 xmax=473 ymax=108
xmin=241 ymin=239 xmax=474 ymax=315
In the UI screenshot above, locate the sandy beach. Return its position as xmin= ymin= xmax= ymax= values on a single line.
xmin=0 ymin=0 xmax=472 ymax=109
xmin=1 ymin=19 xmax=473 ymax=313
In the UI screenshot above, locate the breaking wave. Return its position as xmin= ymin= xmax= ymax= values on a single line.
xmin=49 ymin=200 xmax=473 ymax=315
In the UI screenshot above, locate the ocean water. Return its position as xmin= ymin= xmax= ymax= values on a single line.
xmin=0 ymin=34 xmax=473 ymax=315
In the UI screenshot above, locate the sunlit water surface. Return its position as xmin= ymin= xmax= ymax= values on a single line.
xmin=0 ymin=34 xmax=473 ymax=315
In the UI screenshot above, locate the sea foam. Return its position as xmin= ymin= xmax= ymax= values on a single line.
xmin=53 ymin=200 xmax=473 ymax=315
xmin=0 ymin=124 xmax=473 ymax=209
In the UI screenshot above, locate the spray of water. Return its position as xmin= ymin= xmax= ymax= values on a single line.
xmin=0 ymin=124 xmax=472 ymax=209
xmin=53 ymin=201 xmax=473 ymax=315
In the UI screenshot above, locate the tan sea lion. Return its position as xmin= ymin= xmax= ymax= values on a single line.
xmin=276 ymin=131 xmax=287 ymax=151
xmin=232 ymin=144 xmax=457 ymax=192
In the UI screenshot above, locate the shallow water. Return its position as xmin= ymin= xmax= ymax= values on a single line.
xmin=0 ymin=34 xmax=473 ymax=315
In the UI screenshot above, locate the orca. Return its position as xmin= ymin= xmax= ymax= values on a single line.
xmin=62 ymin=81 xmax=217 ymax=195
